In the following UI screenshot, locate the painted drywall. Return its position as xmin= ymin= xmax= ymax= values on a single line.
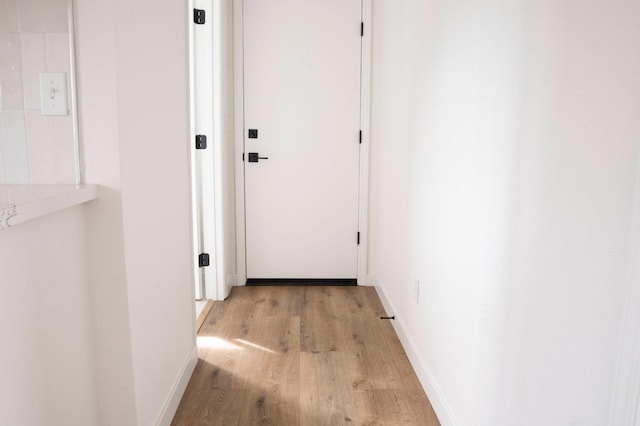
xmin=74 ymin=0 xmax=138 ymax=423
xmin=0 ymin=206 xmax=99 ymax=426
xmin=75 ymin=0 xmax=197 ymax=423
xmin=111 ymin=0 xmax=197 ymax=424
xmin=368 ymin=0 xmax=640 ymax=424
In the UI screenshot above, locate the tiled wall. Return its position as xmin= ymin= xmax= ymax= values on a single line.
xmin=0 ymin=0 xmax=76 ymax=184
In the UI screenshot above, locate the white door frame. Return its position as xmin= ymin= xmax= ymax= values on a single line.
xmin=191 ymin=0 xmax=226 ymax=301
xmin=233 ymin=0 xmax=372 ymax=285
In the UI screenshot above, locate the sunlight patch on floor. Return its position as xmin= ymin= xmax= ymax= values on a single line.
xmin=234 ymin=338 xmax=277 ymax=354
xmin=197 ymin=336 xmax=242 ymax=351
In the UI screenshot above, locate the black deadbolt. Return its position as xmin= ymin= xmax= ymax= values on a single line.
xmin=248 ymin=129 xmax=258 ymax=139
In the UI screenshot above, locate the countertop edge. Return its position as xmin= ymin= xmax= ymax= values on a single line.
xmin=0 ymin=185 xmax=99 ymax=229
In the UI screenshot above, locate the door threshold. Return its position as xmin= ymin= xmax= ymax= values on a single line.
xmin=246 ymin=278 xmax=357 ymax=286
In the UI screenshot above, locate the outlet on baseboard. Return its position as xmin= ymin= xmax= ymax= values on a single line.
xmin=413 ymin=279 xmax=420 ymax=304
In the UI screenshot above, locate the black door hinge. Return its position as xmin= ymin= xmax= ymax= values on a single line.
xmin=357 ymin=232 xmax=360 ymax=245
xmin=194 ymin=9 xmax=206 ymax=24
xmin=359 ymin=130 xmax=362 ymax=144
xmin=361 ymin=22 xmax=364 ymax=36
xmin=242 ymin=153 xmax=245 ymax=162
xmin=195 ymin=135 xmax=207 ymax=149
xmin=198 ymin=253 xmax=210 ymax=267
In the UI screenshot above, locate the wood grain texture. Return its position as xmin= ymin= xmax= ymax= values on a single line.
xmin=172 ymin=286 xmax=440 ymax=426
xmin=196 ymin=300 xmax=215 ymax=333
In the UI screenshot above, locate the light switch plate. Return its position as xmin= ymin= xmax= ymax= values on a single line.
xmin=39 ymin=73 xmax=68 ymax=116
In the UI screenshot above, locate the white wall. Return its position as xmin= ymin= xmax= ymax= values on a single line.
xmin=76 ymin=0 xmax=197 ymax=424
xmin=0 ymin=207 xmax=99 ymax=426
xmin=74 ymin=0 xmax=138 ymax=423
xmin=369 ymin=0 xmax=640 ymax=424
xmin=112 ymin=0 xmax=197 ymax=424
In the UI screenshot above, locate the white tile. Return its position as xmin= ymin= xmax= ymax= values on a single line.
xmin=44 ymin=33 xmax=70 ymax=103
xmin=0 ymin=0 xmax=19 ymax=32
xmin=1 ymin=111 xmax=30 ymax=183
xmin=25 ymin=109 xmax=53 ymax=183
xmin=18 ymin=0 xmax=45 ymax=32
xmin=0 ymin=34 xmax=24 ymax=109
xmin=44 ymin=0 xmax=67 ymax=33
xmin=50 ymin=114 xmax=74 ymax=183
xmin=20 ymin=33 xmax=46 ymax=110
xmin=44 ymin=33 xmax=69 ymax=72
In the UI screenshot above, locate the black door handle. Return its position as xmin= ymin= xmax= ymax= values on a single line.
xmin=248 ymin=152 xmax=269 ymax=163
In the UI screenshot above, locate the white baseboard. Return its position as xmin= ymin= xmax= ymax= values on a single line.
xmin=155 ymin=345 xmax=198 ymax=426
xmin=374 ymin=284 xmax=457 ymax=426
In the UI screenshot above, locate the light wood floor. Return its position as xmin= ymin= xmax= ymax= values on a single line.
xmin=172 ymin=286 xmax=440 ymax=425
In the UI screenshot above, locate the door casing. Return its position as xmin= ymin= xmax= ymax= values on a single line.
xmin=233 ymin=0 xmax=372 ymax=285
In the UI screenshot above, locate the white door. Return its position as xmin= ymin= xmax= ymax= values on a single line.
xmin=243 ymin=0 xmax=362 ymax=280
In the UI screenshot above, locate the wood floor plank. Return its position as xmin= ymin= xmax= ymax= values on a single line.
xmin=171 ymin=360 xmax=241 ymax=425
xmin=196 ymin=300 xmax=215 ymax=333
xmin=407 ymin=393 xmax=441 ymax=426
xmin=332 ymin=286 xmax=382 ymax=319
xmin=172 ymin=286 xmax=440 ymax=426
xmin=362 ymin=286 xmax=389 ymax=315
xmin=343 ymin=318 xmax=406 ymax=391
xmin=381 ymin=322 xmax=429 ymax=394
xmin=300 ymin=287 xmax=345 ymax=352
xmin=354 ymin=389 xmax=440 ymax=426
xmin=299 ymin=351 xmax=358 ymax=425
xmin=250 ymin=315 xmax=301 ymax=424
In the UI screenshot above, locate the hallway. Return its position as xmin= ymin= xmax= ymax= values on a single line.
xmin=172 ymin=287 xmax=440 ymax=425
xmin=3 ymin=1 xmax=639 ymax=424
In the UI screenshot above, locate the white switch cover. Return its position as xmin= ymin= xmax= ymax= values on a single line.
xmin=39 ymin=73 xmax=68 ymax=116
